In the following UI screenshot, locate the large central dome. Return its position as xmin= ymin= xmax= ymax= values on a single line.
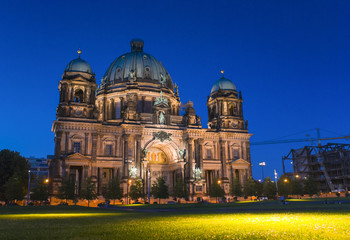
xmin=101 ymin=39 xmax=174 ymax=91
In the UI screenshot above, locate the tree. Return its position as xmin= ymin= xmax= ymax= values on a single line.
xmin=151 ymin=177 xmax=169 ymax=204
xmin=80 ymin=177 xmax=97 ymax=207
xmin=58 ymin=178 xmax=77 ymax=204
xmin=244 ymin=177 xmax=257 ymax=200
xmin=103 ymin=177 xmax=123 ymax=205
xmin=277 ymin=174 xmax=292 ymax=197
xmin=0 ymin=149 xmax=29 ymax=202
xmin=291 ymin=179 xmax=303 ymax=196
xmin=255 ymin=180 xmax=263 ymax=196
xmin=129 ymin=179 xmax=145 ymax=202
xmin=4 ymin=175 xmax=25 ymax=203
xmin=31 ymin=176 xmax=50 ymax=203
xmin=209 ymin=179 xmax=225 ymax=203
xmin=263 ymin=177 xmax=276 ymax=199
xmin=173 ymin=177 xmax=187 ymax=201
xmin=304 ymin=176 xmax=318 ymax=197
xmin=230 ymin=177 xmax=242 ymax=198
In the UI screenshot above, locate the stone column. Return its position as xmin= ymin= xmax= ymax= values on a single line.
xmin=186 ymin=137 xmax=194 ymax=180
xmin=102 ymin=97 xmax=107 ymax=121
xmin=54 ymin=131 xmax=62 ymax=157
xmin=114 ymin=135 xmax=119 ymax=157
xmin=123 ymin=134 xmax=130 ymax=178
xmin=98 ymin=134 xmax=103 ymax=156
xmin=135 ymin=135 xmax=141 ymax=178
xmin=54 ymin=132 xmax=62 ymax=177
xmin=84 ymin=133 xmax=89 ymax=155
xmin=91 ymin=133 xmax=98 ymax=161
xmin=219 ymin=139 xmax=228 ymax=180
xmin=65 ymin=132 xmax=69 ymax=154
xmin=105 ymin=100 xmax=110 ymax=120
xmin=67 ymin=84 xmax=72 ymax=102
xmin=246 ymin=141 xmax=252 ymax=177
xmin=197 ymin=139 xmax=205 ymax=179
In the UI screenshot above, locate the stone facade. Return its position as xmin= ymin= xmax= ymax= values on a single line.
xmin=49 ymin=40 xmax=252 ymax=200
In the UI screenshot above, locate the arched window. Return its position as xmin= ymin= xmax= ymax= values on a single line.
xmin=212 ymin=105 xmax=216 ymax=118
xmin=115 ymin=102 xmax=121 ymax=119
xmin=74 ymin=89 xmax=84 ymax=103
xmin=228 ymin=105 xmax=234 ymax=116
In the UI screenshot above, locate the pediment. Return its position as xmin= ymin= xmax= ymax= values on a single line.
xmin=154 ymin=102 xmax=169 ymax=108
xmin=229 ymin=158 xmax=250 ymax=166
xmin=64 ymin=152 xmax=90 ymax=161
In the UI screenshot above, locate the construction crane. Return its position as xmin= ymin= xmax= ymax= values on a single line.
xmin=250 ymin=128 xmax=350 ymax=192
xmin=251 ymin=128 xmax=350 ymax=146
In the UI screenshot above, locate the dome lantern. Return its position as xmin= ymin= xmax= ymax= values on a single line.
xmin=130 ymin=39 xmax=144 ymax=52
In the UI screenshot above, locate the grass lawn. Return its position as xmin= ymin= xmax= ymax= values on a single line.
xmin=1 ymin=203 xmax=350 ymax=239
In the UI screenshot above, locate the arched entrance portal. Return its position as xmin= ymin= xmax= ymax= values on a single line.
xmin=142 ymin=139 xmax=185 ymax=198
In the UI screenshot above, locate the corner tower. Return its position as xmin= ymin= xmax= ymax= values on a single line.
xmin=56 ymin=50 xmax=97 ymax=120
xmin=207 ymin=71 xmax=247 ymax=131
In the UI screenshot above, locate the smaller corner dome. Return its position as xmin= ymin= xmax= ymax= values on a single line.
xmin=65 ymin=58 xmax=92 ymax=74
xmin=211 ymin=76 xmax=237 ymax=93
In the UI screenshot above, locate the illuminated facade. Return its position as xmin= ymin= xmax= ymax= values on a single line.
xmin=50 ymin=39 xmax=252 ymax=200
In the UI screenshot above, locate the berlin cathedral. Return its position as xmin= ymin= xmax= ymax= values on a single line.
xmin=50 ymin=39 xmax=252 ymax=200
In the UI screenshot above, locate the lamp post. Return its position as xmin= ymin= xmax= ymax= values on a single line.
xmin=44 ymin=178 xmax=50 ymax=205
xmin=27 ymin=170 xmax=31 ymax=206
xmin=216 ymin=179 xmax=222 ymax=203
xmin=259 ymin=162 xmax=266 ymax=180
xmin=148 ymin=169 xmax=151 ymax=204
xmin=274 ymin=169 xmax=278 ymax=195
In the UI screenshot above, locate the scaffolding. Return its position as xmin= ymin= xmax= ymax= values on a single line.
xmin=282 ymin=143 xmax=350 ymax=192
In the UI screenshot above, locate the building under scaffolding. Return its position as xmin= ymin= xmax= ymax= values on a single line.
xmin=283 ymin=143 xmax=350 ymax=192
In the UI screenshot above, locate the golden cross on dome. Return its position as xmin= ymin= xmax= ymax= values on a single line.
xmin=77 ymin=48 xmax=82 ymax=58
xmin=221 ymin=70 xmax=224 ymax=77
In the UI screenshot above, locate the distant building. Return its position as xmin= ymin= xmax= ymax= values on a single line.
xmin=283 ymin=143 xmax=350 ymax=192
xmin=27 ymin=157 xmax=49 ymax=178
xmin=49 ymin=39 xmax=253 ymax=200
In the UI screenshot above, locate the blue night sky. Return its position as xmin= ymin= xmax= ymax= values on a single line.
xmin=0 ymin=0 xmax=349 ymax=179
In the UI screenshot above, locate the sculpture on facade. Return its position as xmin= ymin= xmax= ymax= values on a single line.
xmin=159 ymin=112 xmax=165 ymax=124
xmin=129 ymin=166 xmax=137 ymax=178
xmin=153 ymin=131 xmax=172 ymax=142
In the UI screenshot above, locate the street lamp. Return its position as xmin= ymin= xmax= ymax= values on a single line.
xmin=44 ymin=178 xmax=50 ymax=205
xmin=148 ymin=169 xmax=151 ymax=204
xmin=216 ymin=180 xmax=222 ymax=203
xmin=259 ymin=162 xmax=266 ymax=180
xmin=27 ymin=170 xmax=31 ymax=206
xmin=274 ymin=169 xmax=278 ymax=194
